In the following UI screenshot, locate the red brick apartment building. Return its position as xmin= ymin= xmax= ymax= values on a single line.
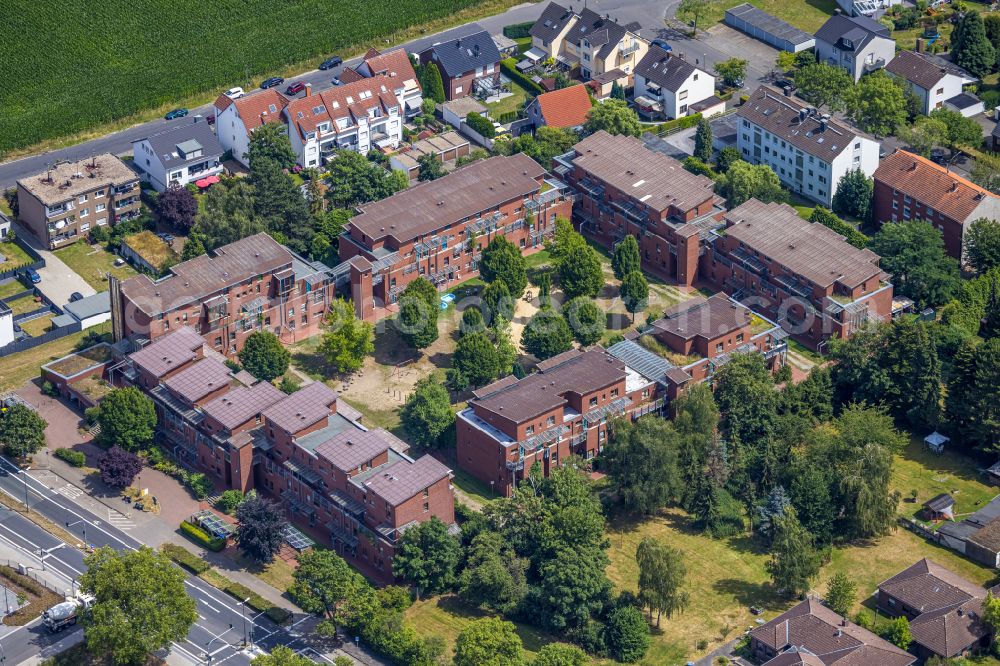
xmin=339 ymin=153 xmax=574 ymax=321
xmin=873 ymin=150 xmax=1000 ymax=262
xmin=16 ymin=154 xmax=140 ymax=249
xmin=607 ymin=293 xmax=787 ymax=400
xmin=554 ymin=130 xmax=726 ymax=287
xmin=110 ymin=233 xmax=338 ymax=357
xmin=103 ymin=326 xmax=454 ymax=580
xmin=705 ymin=199 xmax=894 ymax=350
xmin=456 ymin=347 xmax=665 ymax=496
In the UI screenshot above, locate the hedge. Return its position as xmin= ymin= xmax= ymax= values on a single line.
xmin=180 ymin=520 xmax=226 ymax=552
xmin=500 ymin=58 xmax=544 ymax=95
xmin=54 ymin=448 xmax=86 ymax=467
xmin=809 ymin=207 xmax=869 ymax=249
xmin=651 ymin=112 xmax=702 ymax=135
xmin=221 ymin=579 xmax=292 ymax=624
xmin=162 ymin=543 xmax=210 ymax=574
xmin=466 ymin=112 xmax=495 ymax=139
xmin=502 ymin=21 xmax=534 ymax=39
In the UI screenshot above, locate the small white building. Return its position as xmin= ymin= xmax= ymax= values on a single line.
xmin=441 ymin=97 xmax=489 ymax=131
xmin=0 ymin=301 xmax=13 ymax=348
xmin=737 ymin=86 xmax=881 ymax=207
xmin=944 ymin=92 xmax=986 ymax=118
xmin=633 ymin=46 xmax=715 ymax=120
xmin=814 ymin=13 xmax=896 ymax=82
xmin=886 ymin=51 xmax=978 ymax=116
xmin=131 ymin=119 xmax=224 ymax=192
xmin=213 ymin=89 xmax=291 ymax=168
xmin=61 ymin=291 xmax=112 ymax=330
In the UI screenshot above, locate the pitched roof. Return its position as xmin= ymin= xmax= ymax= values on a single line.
xmin=909 ymin=598 xmax=990 ymax=657
xmin=873 ymin=150 xmax=1000 ymax=224
xmin=885 ymin=50 xmax=952 ymax=90
xmin=202 ymin=381 xmax=284 ymax=431
xmin=738 ymin=86 xmax=866 ymax=161
xmin=133 ymin=119 xmax=224 ymax=169
xmin=129 ymin=327 xmax=204 ymax=379
xmin=878 ymin=559 xmax=985 ymax=613
xmin=636 ymin=46 xmax=704 ymax=92
xmin=530 ymin=2 xmax=577 ymax=42
xmin=651 ymin=293 xmax=753 ymax=341
xmin=362 ymin=455 xmax=451 ymax=506
xmin=119 ymin=233 xmax=293 ymax=318
xmin=571 ymin=131 xmax=717 ymax=214
xmin=724 ymin=199 xmax=884 ymax=289
xmin=750 ymin=598 xmax=914 ymax=666
xmin=314 ymin=428 xmax=397 ymax=471
xmin=18 ymin=154 xmax=138 ymax=207
xmin=564 ymin=7 xmax=632 ymax=61
xmin=762 ymin=649 xmax=826 ymax=666
xmin=284 ymin=75 xmax=400 ymax=140
xmin=162 ymin=358 xmax=234 ymax=404
xmin=361 ymin=47 xmax=419 ymax=87
xmin=966 ymin=516 xmax=1000 ymax=551
xmin=422 ymin=29 xmax=501 ymax=78
xmin=263 ymin=380 xmax=339 ymax=435
xmin=923 ymin=493 xmax=955 ymax=512
xmin=349 ymin=153 xmax=545 ymax=244
xmin=533 ymin=85 xmax=592 ymax=127
xmin=214 ymin=89 xmax=290 ymax=131
xmin=814 ymin=13 xmax=889 ymax=53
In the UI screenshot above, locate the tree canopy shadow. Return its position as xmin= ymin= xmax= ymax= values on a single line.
xmin=713 ymin=578 xmax=786 ymax=612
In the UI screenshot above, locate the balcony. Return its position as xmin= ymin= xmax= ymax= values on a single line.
xmin=863 ymin=58 xmax=886 ymax=73
xmin=45 ymin=203 xmax=73 ymax=218
xmin=620 ymin=42 xmax=641 ymax=56
xmin=506 ymin=460 xmax=525 ymax=472
xmin=730 ymin=247 xmax=767 ymax=275
xmin=327 ymin=521 xmax=359 ymax=548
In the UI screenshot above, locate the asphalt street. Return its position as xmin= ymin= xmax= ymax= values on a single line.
xmin=0 ymin=457 xmax=323 ymax=665
xmin=0 ymin=0 xmax=676 ymax=190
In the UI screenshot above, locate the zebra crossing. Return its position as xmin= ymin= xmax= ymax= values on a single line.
xmin=106 ymin=508 xmax=135 ymax=531
xmin=54 ymin=483 xmax=84 ymax=500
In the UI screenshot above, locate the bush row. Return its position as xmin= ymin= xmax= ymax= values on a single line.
xmin=161 ymin=543 xmax=211 ymax=574
xmin=465 ymin=112 xmax=495 ymax=139
xmin=500 ymin=58 xmax=544 ymax=95
xmin=179 ymin=520 xmax=226 ymax=552
xmin=54 ymin=448 xmax=86 ymax=467
xmin=809 ymin=207 xmax=869 ymax=249
xmin=651 ymin=112 xmax=703 ymax=135
xmin=221 ymin=579 xmax=292 ymax=624
xmin=502 ymin=21 xmax=534 ymax=39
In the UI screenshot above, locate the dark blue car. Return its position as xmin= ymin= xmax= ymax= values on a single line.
xmin=651 ymin=38 xmax=672 ymax=52
xmin=165 ymin=108 xmax=188 ymax=120
xmin=24 ymin=268 xmax=40 ymax=284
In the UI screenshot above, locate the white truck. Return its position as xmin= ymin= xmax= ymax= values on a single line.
xmin=41 ymin=594 xmax=93 ymax=633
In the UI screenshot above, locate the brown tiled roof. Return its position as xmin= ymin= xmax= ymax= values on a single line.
xmin=163 ymin=358 xmax=234 ymax=404
xmin=909 ymin=598 xmax=989 ymax=658
xmin=652 ymin=293 xmax=751 ymax=341
xmin=362 ymin=454 xmax=451 ymax=507
xmin=284 ymin=75 xmax=400 ymax=141
xmin=362 ymin=48 xmax=419 ymax=88
xmin=878 ymin=558 xmax=984 ymax=613
xmin=18 ymin=154 xmax=138 ymax=207
xmin=751 ymin=598 xmax=914 ymax=666
xmin=572 ymin=131 xmax=716 ymax=214
xmin=874 ymin=150 xmax=1000 ymax=224
xmin=315 ymin=428 xmax=395 ymax=471
xmin=762 ymin=650 xmax=826 ymax=666
xmin=120 ymin=233 xmax=292 ymax=318
xmin=472 ymin=348 xmax=625 ymax=423
xmin=966 ymin=516 xmax=1000 ymax=551
xmin=738 ymin=86 xmax=864 ymax=161
xmin=215 ymin=89 xmax=290 ymax=131
xmin=534 ymin=85 xmax=592 ymax=128
xmin=885 ymin=51 xmax=949 ymax=90
xmin=724 ymin=199 xmax=884 ymax=289
xmin=338 ymin=68 xmax=366 ymax=84
xmin=202 ymin=381 xmax=284 ymax=431
xmin=349 ymin=153 xmax=545 ymax=245
xmin=263 ymin=381 xmax=339 ymax=435
xmin=129 ymin=327 xmax=204 ymax=379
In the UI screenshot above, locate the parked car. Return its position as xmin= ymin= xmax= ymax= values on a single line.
xmin=24 ymin=268 xmax=41 ymax=284
xmin=69 ymin=292 xmax=83 ymax=303
xmin=285 ymin=81 xmax=306 ymax=95
xmin=651 ymin=38 xmax=672 ymax=52
xmin=206 ymin=114 xmax=216 ymax=125
xmin=223 ymin=87 xmax=245 ymax=100
xmin=156 ymin=232 xmax=175 ymax=243
xmin=164 ymin=108 xmax=188 ymax=120
xmin=331 ymin=77 xmax=342 ymax=86
xmin=260 ymin=76 xmax=285 ymax=89
xmin=319 ymin=56 xmax=343 ymax=70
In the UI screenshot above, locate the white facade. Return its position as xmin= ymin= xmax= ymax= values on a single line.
xmin=215 ymin=104 xmax=253 ymax=167
xmin=737 ymin=117 xmax=880 ymax=207
xmin=290 ymin=107 xmax=402 ymax=168
xmin=913 ymin=72 xmax=972 ymax=115
xmin=132 ymin=139 xmax=223 ymax=192
xmin=0 ymin=307 xmax=12 ymax=348
xmin=634 ymin=68 xmax=715 ymax=120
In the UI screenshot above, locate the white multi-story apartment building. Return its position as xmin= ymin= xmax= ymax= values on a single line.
xmin=131 ymin=118 xmax=223 ymax=192
xmin=814 ymin=13 xmax=895 ymax=82
xmin=736 ymin=86 xmax=881 ymax=207
xmin=346 ymin=48 xmax=423 ymax=117
xmin=283 ymin=76 xmax=402 ymax=168
xmin=633 ymin=46 xmax=715 ymax=120
xmin=213 ymin=89 xmax=290 ymax=168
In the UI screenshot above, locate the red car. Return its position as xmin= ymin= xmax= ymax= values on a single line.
xmin=285 ymin=82 xmax=306 ymax=95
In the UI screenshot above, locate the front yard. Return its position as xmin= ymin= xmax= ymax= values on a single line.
xmin=484 ymin=78 xmax=532 ymax=118
xmin=0 ymin=322 xmax=109 ymax=393
xmin=0 ymin=239 xmax=35 ymax=274
xmin=53 ymin=241 xmax=137 ymax=291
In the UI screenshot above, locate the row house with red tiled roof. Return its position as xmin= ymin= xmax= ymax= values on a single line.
xmin=873 ymin=149 xmax=1000 ymax=262
xmin=107 ymin=327 xmax=455 ymax=581
xmin=213 ymin=89 xmax=290 ymax=167
xmin=349 ymin=48 xmax=423 ymax=118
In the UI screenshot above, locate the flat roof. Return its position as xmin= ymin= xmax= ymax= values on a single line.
xmin=63 ymin=291 xmax=110 ymax=320
xmin=349 ymin=153 xmax=545 ymax=245
xmin=43 ymin=343 xmax=113 ymax=379
xmin=725 ymin=3 xmax=815 ymax=46
xmin=18 ymin=154 xmax=138 ymax=207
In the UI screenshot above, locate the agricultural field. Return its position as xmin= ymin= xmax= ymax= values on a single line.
xmin=0 ymin=0 xmax=522 ymax=156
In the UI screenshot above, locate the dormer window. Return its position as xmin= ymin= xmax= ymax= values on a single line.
xmin=268 ymin=104 xmax=277 ymax=113
xmin=317 ymin=122 xmax=330 ymax=133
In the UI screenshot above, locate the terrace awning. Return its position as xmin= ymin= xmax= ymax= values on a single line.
xmin=524 ymin=47 xmax=547 ymax=63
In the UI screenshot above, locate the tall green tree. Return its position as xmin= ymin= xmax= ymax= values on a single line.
xmin=0 ymin=403 xmax=47 ymax=459
xmin=604 ymin=604 xmax=650 ymax=663
xmin=965 ymin=218 xmax=1000 ymax=274
xmin=793 ymin=62 xmax=853 ymax=112
xmin=453 ymin=617 xmax=524 ymax=666
xmin=249 ymin=157 xmax=313 ymax=254
xmin=318 ymin=298 xmax=374 ymax=373
xmin=952 ymin=10 xmax=997 ymax=78
xmin=393 ymin=517 xmax=461 ymax=597
xmin=420 ymin=63 xmax=446 ymax=103
xmin=603 ymin=418 xmax=681 ymax=515
xmin=886 ymin=616 xmax=912 ymax=650
xmin=677 ymin=0 xmax=712 ymax=34
xmin=417 ymin=153 xmax=445 ymax=181
xmin=521 ymin=309 xmax=574 ymax=360
xmin=482 ymin=279 xmax=514 ymax=325
xmin=325 ymin=151 xmax=405 ymax=209
xmin=237 ymin=331 xmax=290 ymax=381
xmin=398 ymin=277 xmax=439 ymax=350
xmin=897 ymin=116 xmax=949 ymax=157
xmin=80 ymin=546 xmax=197 ymax=666
xmin=558 ymin=243 xmax=603 ymax=300
xmin=583 ymin=100 xmax=641 ymax=137
xmin=636 ymin=538 xmax=689 ymax=627
xmin=834 ymin=406 xmax=903 ymax=539
xmin=252 ymin=646 xmax=316 ymax=666
xmin=458 ymin=531 xmax=528 ymax=613
xmin=193 ymin=181 xmax=264 ymax=251
xmin=401 ymin=377 xmax=455 ymax=448
xmin=96 ymin=387 xmax=156 ymax=452
xmin=693 ymin=117 xmax=713 ymax=162
xmin=620 ymin=271 xmax=649 ymax=322
xmin=869 ymin=219 xmax=961 ymax=307
xmin=612 ymin=235 xmax=641 ymax=280
xmin=930 ymin=108 xmax=986 ymax=150
xmin=714 ymin=58 xmax=748 ymax=87
xmin=531 ymin=644 xmax=589 ymax=666
xmin=562 ymin=296 xmax=606 ymax=345
xmin=452 ymin=331 xmax=501 ymax=388
xmin=832 ymin=168 xmax=873 ymax=221
xmin=235 ymin=494 xmax=285 ymax=563
xmin=246 ymin=122 xmax=297 ymax=171
xmin=766 ymin=507 xmax=821 ymax=597
xmin=481 ymin=236 xmax=528 ymax=298
xmin=825 ymin=572 xmax=857 ymax=617
xmin=845 ymin=71 xmax=907 ymax=137
xmin=722 ymin=161 xmax=786 ymax=207
xmin=289 ymin=549 xmax=364 ymax=635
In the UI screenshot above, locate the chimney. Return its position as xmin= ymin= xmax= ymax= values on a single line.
xmin=305 ymin=82 xmax=312 ymax=97
xmin=950 ymin=181 xmax=958 ymax=192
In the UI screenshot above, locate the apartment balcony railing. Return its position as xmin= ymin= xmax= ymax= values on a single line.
xmin=582 ymin=397 xmax=630 ymax=427
xmin=327 ymin=521 xmax=359 ymax=548
xmin=506 ymin=459 xmax=525 ymax=472
xmin=619 ymin=42 xmax=642 ymax=56
xmin=45 ymin=203 xmax=74 ymax=218
xmin=576 ymin=178 xmax=606 ymax=198
xmin=632 ymin=398 xmax=665 ymax=419
xmin=772 ymin=273 xmax=813 ymax=300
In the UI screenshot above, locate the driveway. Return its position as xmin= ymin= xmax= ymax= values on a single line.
xmin=13 ymin=223 xmax=95 ymax=307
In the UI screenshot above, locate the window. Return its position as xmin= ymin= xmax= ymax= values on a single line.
xmin=693 ymin=73 xmax=698 ymax=81
xmin=736 ymin=333 xmax=744 ymax=343
xmin=80 ymin=222 xmax=90 ymax=232
xmin=80 ymin=208 xmax=89 ymax=217
xmin=455 ymin=85 xmax=463 ymax=94
xmin=96 ymin=217 xmax=107 ymax=226
xmin=546 ymin=416 xmax=555 ymax=427
xmin=526 ymin=425 xmax=535 ymax=435
xmin=611 ymin=388 xmax=619 ymax=398
xmin=170 ymin=171 xmax=182 ymax=180
xmin=96 ymin=203 xmax=106 ymax=213
xmin=95 ymin=189 xmax=104 ymax=197
xmin=589 ymin=396 xmax=598 ymax=407
xmin=715 ymin=342 xmax=724 ymax=353
xmin=78 ymin=195 xmax=87 ymax=203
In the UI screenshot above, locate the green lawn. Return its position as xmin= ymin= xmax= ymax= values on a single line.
xmin=787 ymin=339 xmax=826 ymax=364
xmin=0 ymin=322 xmax=110 ymax=394
xmin=892 ymin=22 xmax=954 ymax=52
xmin=0 ymin=278 xmax=27 ymax=301
xmin=0 ymin=240 xmax=35 ymax=274
xmin=53 ymin=242 xmax=137 ymax=291
xmin=19 ymin=315 xmax=55 ymax=337
xmin=450 ymin=465 xmax=495 ymax=506
xmin=485 ymin=79 xmax=532 ymax=117
xmin=5 ymin=294 xmax=43 ymax=316
xmin=697 ymin=0 xmax=838 ymax=33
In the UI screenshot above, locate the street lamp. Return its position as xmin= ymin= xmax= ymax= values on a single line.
xmin=66 ymin=520 xmax=87 ymax=549
xmin=20 ymin=467 xmax=30 ymax=513
xmin=239 ymin=597 xmax=250 ymax=647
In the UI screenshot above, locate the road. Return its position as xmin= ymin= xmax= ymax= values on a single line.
xmin=0 ymin=0 xmax=676 ymax=190
xmin=0 ymin=457 xmax=324 ymax=665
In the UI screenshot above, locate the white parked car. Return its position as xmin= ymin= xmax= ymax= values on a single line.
xmin=224 ymin=87 xmax=245 ymax=100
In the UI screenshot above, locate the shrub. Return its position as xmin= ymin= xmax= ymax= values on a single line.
xmin=180 ymin=520 xmax=226 ymax=552
xmin=161 ymin=543 xmax=210 ymax=574
xmin=185 ymin=472 xmax=213 ymax=500
xmin=41 ymin=381 xmax=59 ymax=398
xmin=218 ymin=489 xmax=244 ymax=514
xmin=500 ymin=58 xmax=544 ymax=94
xmin=502 ymin=21 xmax=534 ymax=39
xmin=808 ymin=207 xmax=869 ymax=249
xmin=654 ymin=113 xmax=702 ymax=135
xmin=54 ymin=448 xmax=86 ymax=467
xmin=465 ymin=112 xmax=495 ymax=139
xmin=219 ymin=579 xmax=290 ymax=623
xmin=683 ymin=156 xmax=715 ymax=177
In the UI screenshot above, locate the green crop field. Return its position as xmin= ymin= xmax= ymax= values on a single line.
xmin=0 ymin=0 xmax=517 ymax=155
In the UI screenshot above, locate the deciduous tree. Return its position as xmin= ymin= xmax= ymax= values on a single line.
xmin=965 ymin=218 xmax=1000 ymax=274
xmin=869 ymin=219 xmax=961 ymax=307
xmin=714 ymin=58 xmax=748 ymax=88
xmin=459 ymin=531 xmax=528 ymax=613
xmin=930 ymin=107 xmax=985 ymax=150
xmin=158 ymin=186 xmax=198 ymax=230
xmin=318 ymin=298 xmax=374 ymax=373
xmin=453 ymin=617 xmax=524 ymax=666
xmin=722 ymin=161 xmax=786 ymax=207
xmin=96 ymin=387 xmax=156 ymax=452
xmin=558 ymin=243 xmax=603 ymax=300
xmin=825 ymin=572 xmax=857 ymax=617
xmin=289 ymin=549 xmax=364 ymax=635
xmin=793 ymin=63 xmax=852 ymax=112
xmin=235 ymin=494 xmax=285 ymax=564
xmin=897 ymin=116 xmax=949 ymax=157
xmin=98 ymin=446 xmax=142 ymax=489
xmin=620 ymin=271 xmax=649 ymax=322
xmin=766 ymin=507 xmax=820 ymax=597
xmin=530 ymin=644 xmax=589 ymax=666
xmin=482 ymin=279 xmax=514 ymax=325
xmin=0 ymin=403 xmax=47 ymax=459
xmin=238 ymin=331 xmax=290 ymax=381
xmin=604 ymin=418 xmax=680 ymax=515
xmin=392 ymin=517 xmax=462 ymax=596
xmin=832 ymin=168 xmax=873 ymax=221
xmin=562 ymin=296 xmax=606 ymax=345
xmin=401 ymin=377 xmax=455 ymax=448
xmin=252 ymin=646 xmax=316 ymax=666
xmin=612 ymin=235 xmax=641 ymax=280
xmin=636 ymin=538 xmax=689 ymax=627
xmin=246 ymin=122 xmax=297 ymax=171
xmin=452 ymin=331 xmax=501 ymax=388
xmin=845 ymin=71 xmax=907 ymax=137
xmin=677 ymin=0 xmax=713 ymax=34
xmin=604 ymin=604 xmax=650 ymax=663
xmin=583 ymin=100 xmax=641 ymax=137
xmin=417 ymin=153 xmax=444 ymax=181
xmin=522 ymin=308 xmax=573 ymax=360
xmin=325 ymin=151 xmax=405 ymax=209
xmin=886 ymin=616 xmax=912 ymax=650
xmin=398 ymin=277 xmax=439 ymax=350
xmin=481 ymin=236 xmax=528 ymax=298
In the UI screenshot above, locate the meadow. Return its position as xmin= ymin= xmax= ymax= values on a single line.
xmin=0 ymin=0 xmax=518 ymax=155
